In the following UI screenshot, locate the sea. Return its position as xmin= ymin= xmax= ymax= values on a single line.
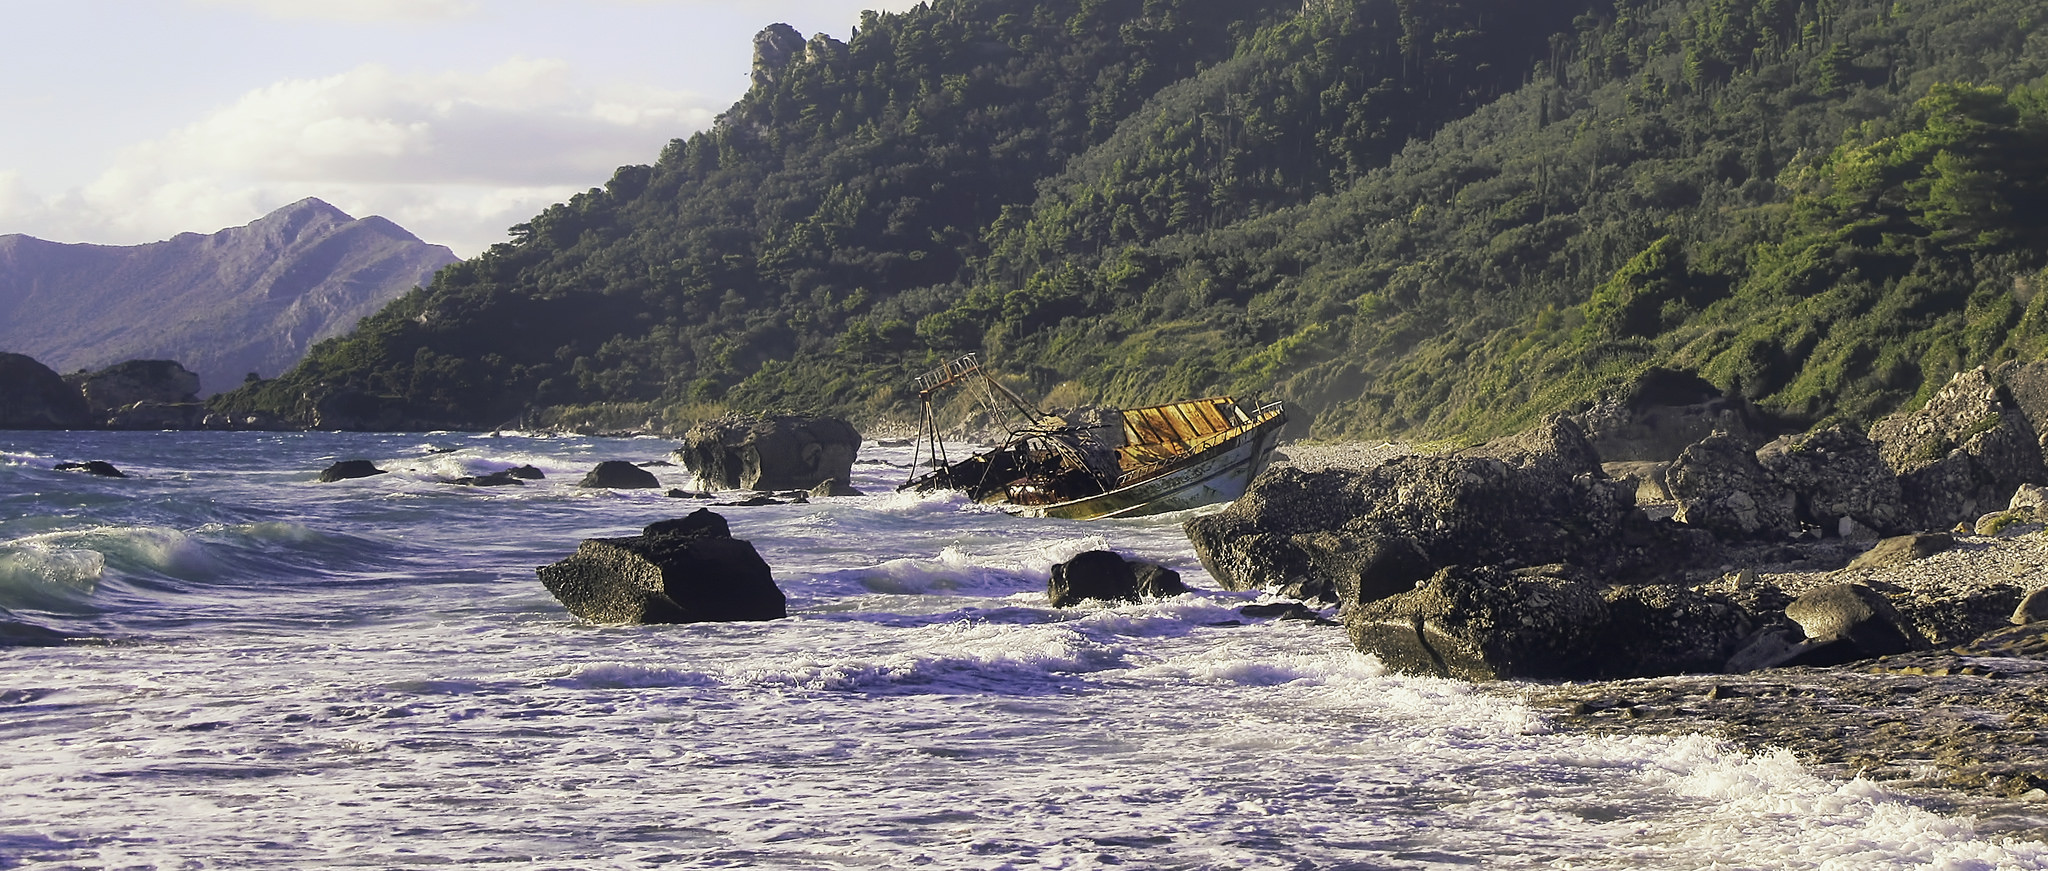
xmin=2 ymin=429 xmax=2043 ymax=870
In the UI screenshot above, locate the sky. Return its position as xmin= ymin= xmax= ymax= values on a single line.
xmin=0 ymin=0 xmax=919 ymax=257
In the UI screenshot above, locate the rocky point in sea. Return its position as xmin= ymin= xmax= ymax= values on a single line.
xmin=1218 ymin=364 xmax=2048 ymax=830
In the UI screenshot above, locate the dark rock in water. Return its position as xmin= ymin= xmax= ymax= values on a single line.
xmin=1047 ymin=550 xmax=1185 ymax=607
xmin=578 ymin=460 xmax=660 ymax=489
xmin=1346 ymin=565 xmax=1611 ymax=681
xmin=1666 ymin=431 xmax=1798 ymax=540
xmin=809 ymin=477 xmax=864 ymax=498
xmin=676 ymin=413 xmax=861 ymax=491
xmin=1783 ymin=584 xmax=1920 ymax=664
xmin=535 ymin=508 xmax=785 ymax=624
xmin=1869 ymin=366 xmax=2046 ymax=532
xmin=1239 ymin=602 xmax=1327 ymax=622
xmin=449 ymin=471 xmax=522 ymax=487
xmin=317 ymin=460 xmax=387 ymax=482
xmin=665 ymin=488 xmax=714 ymax=499
xmin=504 ymin=465 xmax=545 ymax=480
xmin=0 ymin=352 xmax=90 ymax=429
xmin=1845 ymin=532 xmax=1954 ymax=571
xmin=54 ymin=461 xmax=125 ymax=478
xmin=1754 ymin=424 xmax=1906 ymax=537
xmin=720 ymin=494 xmax=793 ymax=507
xmin=637 ymin=460 xmax=674 ymax=467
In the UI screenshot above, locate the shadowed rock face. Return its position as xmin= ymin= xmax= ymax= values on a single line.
xmin=0 ymin=198 xmax=456 ymax=396
xmin=0 ymin=353 xmax=89 ymax=429
xmin=676 ymin=414 xmax=861 ymax=492
xmin=1869 ymin=367 xmax=2046 ymax=532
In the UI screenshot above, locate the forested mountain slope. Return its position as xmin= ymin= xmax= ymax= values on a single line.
xmin=216 ymin=0 xmax=2048 ymax=441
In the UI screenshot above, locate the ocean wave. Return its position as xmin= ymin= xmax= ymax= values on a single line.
xmin=0 ymin=543 xmax=106 ymax=607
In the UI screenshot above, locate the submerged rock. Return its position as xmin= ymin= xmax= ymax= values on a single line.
xmin=54 ymin=461 xmax=125 ymax=478
xmin=317 ymin=460 xmax=387 ymax=482
xmin=536 ymin=509 xmax=786 ymax=624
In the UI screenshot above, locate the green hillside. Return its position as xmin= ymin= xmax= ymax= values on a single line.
xmin=213 ymin=0 xmax=2048 ymax=441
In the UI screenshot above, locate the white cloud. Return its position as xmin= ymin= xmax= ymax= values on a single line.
xmin=23 ymin=58 xmax=719 ymax=256
xmin=190 ymin=0 xmax=481 ymax=23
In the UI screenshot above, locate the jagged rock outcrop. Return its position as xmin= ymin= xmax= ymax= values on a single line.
xmin=751 ymin=24 xmax=808 ymax=88
xmin=535 ymin=509 xmax=787 ymax=624
xmin=1754 ymin=425 xmax=1906 ymax=537
xmin=1046 ymin=551 xmax=1189 ymax=607
xmin=0 ymin=198 xmax=455 ymax=397
xmin=1868 ymin=366 xmax=2047 ymax=532
xmin=0 ymin=353 xmax=90 ymax=429
xmin=1666 ymin=431 xmax=1799 ymax=540
xmin=676 ymin=414 xmax=860 ymax=491
xmin=64 ymin=360 xmax=204 ymax=429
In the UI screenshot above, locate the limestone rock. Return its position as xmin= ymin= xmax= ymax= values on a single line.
xmin=1666 ymin=431 xmax=1798 ymax=540
xmin=578 ymin=461 xmax=661 ymax=489
xmin=1783 ymin=584 xmax=1919 ymax=664
xmin=1844 ymin=533 xmax=1954 ymax=571
xmin=536 ymin=509 xmax=786 ymax=624
xmin=1755 ymin=424 xmax=1906 ymax=536
xmin=1869 ymin=366 xmax=2047 ymax=532
xmin=317 ymin=460 xmax=387 ymax=482
xmin=1346 ymin=565 xmax=1610 ymax=681
xmin=676 ymin=414 xmax=861 ymax=492
xmin=0 ymin=353 xmax=90 ymax=429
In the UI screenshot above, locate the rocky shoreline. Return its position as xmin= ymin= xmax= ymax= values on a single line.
xmin=1272 ymin=437 xmax=2048 ymax=839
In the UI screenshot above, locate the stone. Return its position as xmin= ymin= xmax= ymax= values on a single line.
xmin=535 ymin=509 xmax=786 ymax=624
xmin=1573 ymin=368 xmax=1760 ymax=463
xmin=2014 ymin=588 xmax=2048 ymax=625
xmin=1869 ymin=366 xmax=2047 ymax=532
xmin=1346 ymin=565 xmax=1611 ymax=681
xmin=504 ymin=465 xmax=545 ymax=480
xmin=317 ymin=460 xmax=387 ymax=482
xmin=1972 ymin=508 xmax=2040 ymax=537
xmin=578 ymin=461 xmax=661 ymax=489
xmin=1047 ymin=551 xmax=1185 ymax=607
xmin=449 ymin=471 xmax=523 ymax=487
xmin=808 ymin=477 xmax=864 ymax=499
xmin=1603 ymin=460 xmax=1673 ymax=504
xmin=1844 ymin=533 xmax=1954 ymax=571
xmin=1783 ymin=583 xmax=1919 ymax=663
xmin=0 ymin=352 xmax=90 ymax=429
xmin=676 ymin=414 xmax=861 ymax=492
xmin=1240 ymin=602 xmax=1326 ymax=621
xmin=103 ymin=400 xmax=205 ymax=430
xmin=1666 ymin=431 xmax=1799 ymax=540
xmin=1755 ymin=424 xmax=1907 ymax=536
xmin=1595 ymin=584 xmax=1754 ymax=678
xmin=54 ymin=461 xmax=125 ymax=478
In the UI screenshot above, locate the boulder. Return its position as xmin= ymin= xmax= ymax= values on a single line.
xmin=1666 ymin=431 xmax=1799 ymax=540
xmin=1868 ymin=366 xmax=2047 ymax=531
xmin=1572 ymin=368 xmax=1760 ymax=463
xmin=808 ymin=477 xmax=864 ymax=499
xmin=1782 ymin=584 xmax=1920 ymax=664
xmin=67 ymin=360 xmax=200 ymax=415
xmin=1844 ymin=532 xmax=1954 ymax=571
xmin=0 ymin=353 xmax=90 ymax=429
xmin=504 ymin=465 xmax=546 ymax=480
xmin=1595 ymin=583 xmax=1755 ymax=677
xmin=317 ymin=460 xmax=387 ymax=482
xmin=1346 ymin=565 xmax=1611 ymax=681
xmin=1188 ymin=416 xmax=1679 ymax=604
xmin=1046 ymin=551 xmax=1187 ymax=607
xmin=578 ymin=461 xmax=661 ymax=489
xmin=676 ymin=414 xmax=861 ymax=491
xmin=2015 ymin=588 xmax=2048 ymax=625
xmin=1754 ymin=424 xmax=1907 ymax=536
xmin=449 ymin=471 xmax=523 ymax=487
xmin=54 ymin=461 xmax=125 ymax=478
xmin=535 ymin=509 xmax=786 ymax=624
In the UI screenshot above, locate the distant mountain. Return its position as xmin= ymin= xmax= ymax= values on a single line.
xmin=0 ymin=198 xmax=457 ymax=395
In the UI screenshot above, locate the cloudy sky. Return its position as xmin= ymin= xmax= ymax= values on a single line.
xmin=0 ymin=0 xmax=916 ymax=257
